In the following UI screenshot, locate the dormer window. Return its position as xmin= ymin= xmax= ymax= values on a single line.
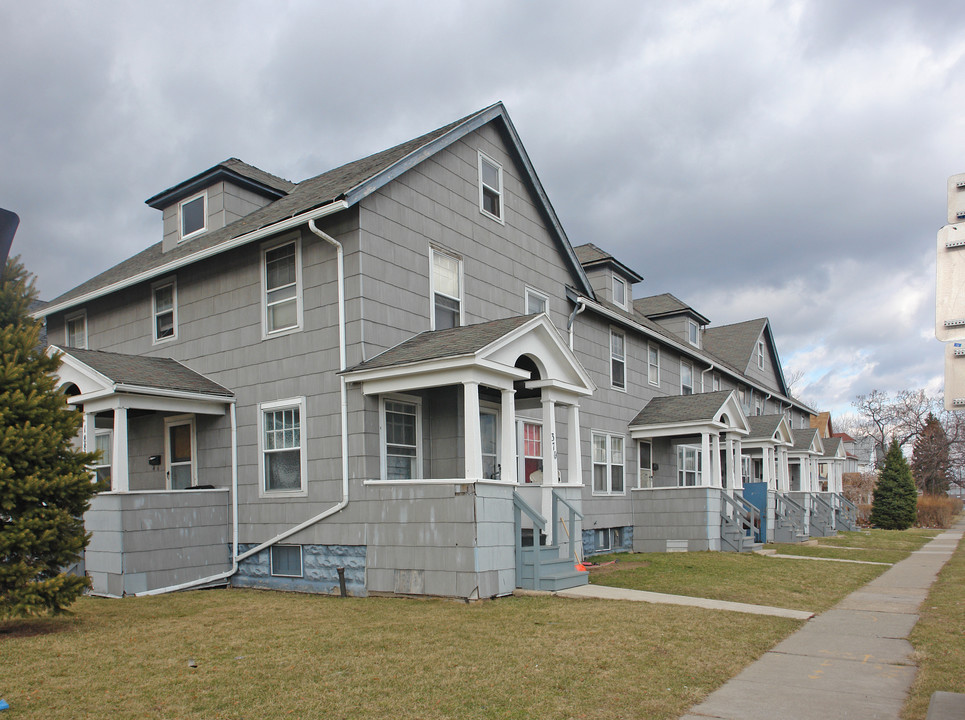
xmin=478 ymin=152 xmax=504 ymax=222
xmin=688 ymin=320 xmax=700 ymax=347
xmin=613 ymin=275 xmax=627 ymax=309
xmin=179 ymin=192 xmax=207 ymax=241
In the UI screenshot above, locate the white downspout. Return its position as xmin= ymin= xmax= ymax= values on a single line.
xmin=567 ymin=298 xmax=586 ymax=350
xmin=700 ymin=362 xmax=715 ymax=393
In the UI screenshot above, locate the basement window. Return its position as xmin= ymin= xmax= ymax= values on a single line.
xmin=270 ymin=545 xmax=303 ymax=577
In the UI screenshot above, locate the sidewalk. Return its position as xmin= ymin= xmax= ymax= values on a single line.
xmin=678 ymin=520 xmax=964 ymax=720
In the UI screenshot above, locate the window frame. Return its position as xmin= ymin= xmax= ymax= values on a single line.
xmin=680 ymin=360 xmax=694 ymax=395
xmin=477 ymin=150 xmax=505 ymax=223
xmin=178 ymin=191 xmax=207 ymax=241
xmin=712 ymin=372 xmax=721 ymax=391
xmin=479 ymin=406 xmax=500 ymax=481
xmin=610 ymin=328 xmax=626 ymax=391
xmin=93 ymin=429 xmax=113 ymax=489
xmin=638 ymin=440 xmax=653 ymax=489
xmin=258 ymin=397 xmax=308 ymax=498
xmin=757 ymin=340 xmax=765 ymax=369
xmin=612 ymin=274 xmax=628 ymax=310
xmin=677 ymin=444 xmax=702 ymax=487
xmin=380 ymin=394 xmax=423 ymax=481
xmin=519 ymin=419 xmax=543 ymax=484
xmin=525 ymin=287 xmax=548 ymax=316
xmin=592 ymin=432 xmax=626 ymax=496
xmin=65 ymin=309 xmax=87 ymax=349
xmin=261 ymin=235 xmax=304 ymax=339
xmin=151 ymin=276 xmax=178 ymax=344
xmin=688 ymin=319 xmax=700 ymax=347
xmin=594 ymin=528 xmax=611 ymax=552
xmin=270 ymin=545 xmax=304 ymax=578
xmin=647 ymin=342 xmax=660 ymax=386
xmin=429 ymin=245 xmax=464 ymax=331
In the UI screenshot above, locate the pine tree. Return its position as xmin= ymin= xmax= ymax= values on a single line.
xmin=911 ymin=413 xmax=951 ymax=495
xmin=869 ymin=438 xmax=918 ymax=530
xmin=0 ymin=257 xmax=98 ymax=617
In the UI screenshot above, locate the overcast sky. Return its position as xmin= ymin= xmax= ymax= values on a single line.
xmin=2 ymin=1 xmax=961 ymax=418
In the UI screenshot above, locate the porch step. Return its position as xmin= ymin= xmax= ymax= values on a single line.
xmin=518 ymin=545 xmax=589 ymax=592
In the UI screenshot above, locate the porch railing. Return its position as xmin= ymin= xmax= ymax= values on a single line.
xmin=513 ymin=492 xmax=547 ymax=589
xmin=808 ymin=492 xmax=835 ymax=536
xmin=831 ymin=492 xmax=858 ymax=531
xmin=551 ymin=490 xmax=584 ymax=564
xmin=774 ymin=492 xmax=807 ymax=541
xmin=720 ymin=491 xmax=760 ymax=552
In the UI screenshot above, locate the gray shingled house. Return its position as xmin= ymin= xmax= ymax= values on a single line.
xmin=36 ymin=102 xmax=853 ymax=599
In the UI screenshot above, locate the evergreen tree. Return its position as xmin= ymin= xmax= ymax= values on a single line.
xmin=911 ymin=413 xmax=951 ymax=495
xmin=869 ymin=438 xmax=918 ymax=530
xmin=0 ymin=257 xmax=98 ymax=617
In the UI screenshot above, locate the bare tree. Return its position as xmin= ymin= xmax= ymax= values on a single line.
xmin=852 ymin=389 xmax=939 ymax=450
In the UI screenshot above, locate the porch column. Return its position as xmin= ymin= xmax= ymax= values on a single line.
xmin=541 ymin=398 xmax=558 ymax=485
xmin=732 ymin=437 xmax=743 ymax=489
xmin=712 ymin=434 xmax=723 ymax=488
xmin=84 ymin=412 xmax=96 ymax=455
xmin=778 ymin=447 xmax=788 ymax=492
xmin=464 ymin=382 xmax=483 ymax=481
xmin=701 ymin=432 xmax=712 ymax=486
xmin=500 ymin=388 xmax=517 ymax=484
xmin=112 ymin=406 xmax=129 ymax=492
xmin=567 ymin=403 xmax=582 ymax=485
xmin=762 ymin=446 xmax=772 ymax=486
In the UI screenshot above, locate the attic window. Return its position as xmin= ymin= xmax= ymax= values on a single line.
xmin=688 ymin=320 xmax=700 ymax=347
xmin=613 ymin=275 xmax=627 ymax=309
xmin=757 ymin=340 xmax=765 ymax=369
xmin=179 ymin=192 xmax=206 ymax=240
xmin=478 ymin=152 xmax=504 ymax=222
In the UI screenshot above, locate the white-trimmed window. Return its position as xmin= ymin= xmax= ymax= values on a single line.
xmin=93 ymin=430 xmax=112 ymax=489
xmin=480 ymin=409 xmax=499 ymax=480
xmin=262 ymin=238 xmax=303 ymax=336
xmin=680 ymin=360 xmax=694 ymax=395
xmin=592 ymin=433 xmax=625 ymax=495
xmin=647 ymin=343 xmax=660 ymax=386
xmin=179 ymin=191 xmax=207 ymax=241
xmin=430 ymin=247 xmax=463 ymax=330
xmin=270 ymin=545 xmax=303 ymax=577
xmin=757 ymin=340 xmax=765 ymax=369
xmin=754 ymin=396 xmax=763 ymax=416
xmin=525 ymin=287 xmax=547 ymax=315
xmin=739 ymin=386 xmax=748 ymax=411
xmin=612 ymin=275 xmax=627 ymax=309
xmin=742 ymin=456 xmax=753 ymax=484
xmin=382 ymin=395 xmax=422 ymax=480
xmin=152 ymin=278 xmax=177 ymax=342
xmin=478 ymin=151 xmax=504 ymax=222
xmin=260 ymin=398 xmax=307 ymax=495
xmin=65 ymin=310 xmax=87 ymax=349
xmin=638 ymin=440 xmax=652 ymax=488
xmin=594 ymin=528 xmax=611 ymax=552
xmin=688 ymin=320 xmax=700 ymax=347
xmin=520 ymin=420 xmax=542 ymax=484
xmin=677 ymin=445 xmax=702 ymax=486
xmin=713 ymin=372 xmax=721 ymax=391
xmin=610 ymin=329 xmax=626 ymax=390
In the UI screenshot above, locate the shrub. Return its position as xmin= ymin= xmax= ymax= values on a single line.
xmin=917 ymin=495 xmax=963 ymax=528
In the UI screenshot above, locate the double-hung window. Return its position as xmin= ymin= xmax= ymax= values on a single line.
xmin=712 ymin=372 xmax=721 ymax=391
xmin=612 ymin=275 xmax=627 ymax=309
xmin=592 ymin=433 xmax=625 ymax=495
xmin=152 ymin=278 xmax=177 ymax=342
xmin=263 ymin=239 xmax=302 ymax=336
xmin=680 ymin=360 xmax=694 ymax=395
xmin=179 ymin=192 xmax=206 ymax=241
xmin=647 ymin=343 xmax=660 ymax=386
xmin=93 ymin=430 xmax=112 ymax=489
xmin=610 ymin=329 xmax=626 ymax=390
xmin=478 ymin=151 xmax=504 ymax=221
xmin=521 ymin=421 xmax=542 ymax=484
xmin=383 ymin=396 xmax=421 ymax=480
xmin=677 ymin=445 xmax=701 ymax=486
xmin=431 ymin=247 xmax=462 ymax=330
xmin=260 ymin=398 xmax=306 ymax=495
xmin=689 ymin=320 xmax=700 ymax=347
xmin=66 ymin=310 xmax=87 ymax=349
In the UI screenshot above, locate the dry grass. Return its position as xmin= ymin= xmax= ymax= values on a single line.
xmin=916 ymin=495 xmax=963 ymax=528
xmin=766 ymin=528 xmax=940 ymax=565
xmin=0 ymin=589 xmax=799 ymax=720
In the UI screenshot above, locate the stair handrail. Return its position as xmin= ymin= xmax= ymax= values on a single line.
xmin=809 ymin=491 xmax=835 ymax=530
xmin=513 ymin=491 xmax=547 ymax=589
xmin=776 ymin=492 xmax=807 ymax=535
xmin=736 ymin=491 xmax=762 ymax=542
xmin=552 ymin=490 xmax=584 ymax=563
xmin=719 ymin=491 xmax=757 ymax=551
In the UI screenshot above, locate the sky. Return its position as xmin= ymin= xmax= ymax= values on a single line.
xmin=2 ymin=0 xmax=962 ymax=418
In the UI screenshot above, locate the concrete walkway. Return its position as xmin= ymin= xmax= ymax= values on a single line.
xmin=679 ymin=521 xmax=964 ymax=720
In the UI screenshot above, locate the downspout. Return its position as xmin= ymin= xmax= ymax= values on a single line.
xmin=567 ymin=297 xmax=586 ymax=350
xmin=700 ymin=361 xmax=715 ymax=394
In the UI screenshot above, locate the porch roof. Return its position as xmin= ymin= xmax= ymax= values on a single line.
xmin=628 ymin=390 xmax=750 ymax=438
xmin=790 ymin=427 xmax=824 ymax=454
xmin=821 ymin=435 xmax=846 ymax=460
xmin=744 ymin=413 xmax=794 ymax=446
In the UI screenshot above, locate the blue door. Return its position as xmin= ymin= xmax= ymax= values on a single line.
xmin=742 ymin=482 xmax=768 ymax=543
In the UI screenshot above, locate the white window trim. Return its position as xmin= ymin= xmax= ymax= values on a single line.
xmin=428 ymin=245 xmax=464 ymax=330
xmin=677 ymin=444 xmax=702 ymax=487
xmin=594 ymin=528 xmax=611 ymax=552
xmin=688 ymin=320 xmax=700 ymax=347
xmin=270 ymin=545 xmax=304 ymax=578
xmin=647 ymin=342 xmax=660 ymax=386
xmin=612 ymin=274 xmax=628 ymax=310
xmin=757 ymin=340 xmax=765 ymax=369
xmin=517 ymin=418 xmax=543 ymax=485
xmin=178 ymin=190 xmax=208 ymax=242
xmin=638 ymin=440 xmax=653 ymax=489
xmin=151 ymin=276 xmax=178 ymax=344
xmin=258 ymin=397 xmax=308 ymax=498
xmin=93 ymin=429 xmax=113 ymax=489
xmin=261 ymin=235 xmax=304 ymax=339
xmin=479 ymin=404 xmax=500 ymax=481
xmin=477 ymin=150 xmax=505 ymax=224
xmin=164 ymin=414 xmax=197 ymax=490
xmin=592 ymin=431 xmax=626 ymax=496
xmin=610 ymin=327 xmax=626 ymax=392
xmin=65 ymin=309 xmax=87 ymax=349
xmin=680 ymin=360 xmax=694 ymax=395
xmin=713 ymin=372 xmax=721 ymax=391
xmin=525 ymin=287 xmax=548 ymax=316
xmin=380 ymin=393 xmax=423 ymax=481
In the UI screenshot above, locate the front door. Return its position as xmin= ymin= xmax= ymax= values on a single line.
xmin=165 ymin=416 xmax=196 ymax=489
xmin=480 ymin=409 xmax=498 ymax=480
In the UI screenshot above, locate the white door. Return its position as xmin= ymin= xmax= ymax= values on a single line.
xmin=165 ymin=416 xmax=196 ymax=489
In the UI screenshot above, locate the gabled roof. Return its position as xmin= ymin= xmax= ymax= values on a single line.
xmin=821 ymin=435 xmax=845 ymax=459
xmin=145 ymin=157 xmax=297 ymax=209
xmin=633 ymin=293 xmax=710 ymax=325
xmin=790 ymin=427 xmax=824 ymax=454
xmin=39 ymin=102 xmax=594 ymax=317
xmin=746 ymin=414 xmax=785 ymax=439
xmin=629 ymin=390 xmax=744 ymax=429
xmin=573 ymin=243 xmax=643 ymax=283
xmin=54 ymin=346 xmax=233 ymax=397
xmin=702 ymin=317 xmax=789 ymax=395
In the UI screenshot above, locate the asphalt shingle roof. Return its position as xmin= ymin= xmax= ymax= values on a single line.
xmin=633 ymin=293 xmax=705 ymax=321
xmin=572 ymin=243 xmax=643 ymax=282
xmin=145 ymin=158 xmax=297 ymax=208
xmin=345 ymin=316 xmax=534 ymax=373
xmin=791 ymin=427 xmax=820 ymax=452
xmin=822 ymin=435 xmax=843 ymax=457
xmin=629 ymin=390 xmax=733 ymax=427
xmin=702 ymin=318 xmax=768 ymax=373
xmin=746 ymin=413 xmax=785 ymax=440
xmin=58 ymin=347 xmax=233 ymax=397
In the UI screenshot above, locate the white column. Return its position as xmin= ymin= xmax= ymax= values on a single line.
xmin=733 ymin=437 xmax=743 ymax=490
xmin=500 ymin=388 xmax=517 ymax=484
xmin=701 ymin=432 xmax=712 ymax=486
xmin=112 ymin=406 xmax=129 ymax=492
xmin=566 ymin=403 xmax=582 ymax=485
xmin=713 ymin=434 xmax=723 ymax=488
xmin=464 ymin=382 xmax=482 ymax=481
xmin=778 ymin=447 xmax=788 ymax=493
xmin=84 ymin=412 xmax=96 ymax=455
xmin=762 ymin=447 xmax=772 ymax=486
xmin=541 ymin=398 xmax=558 ymax=485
